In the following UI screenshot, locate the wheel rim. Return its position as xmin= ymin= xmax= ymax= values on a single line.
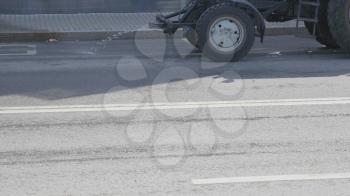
xmin=208 ymin=16 xmax=245 ymax=53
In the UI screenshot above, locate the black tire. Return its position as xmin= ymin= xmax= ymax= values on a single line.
xmin=304 ymin=0 xmax=338 ymax=49
xmin=328 ymin=0 xmax=350 ymax=52
xmin=304 ymin=22 xmax=339 ymax=49
xmin=183 ymin=0 xmax=235 ymax=49
xmin=196 ymin=3 xmax=255 ymax=62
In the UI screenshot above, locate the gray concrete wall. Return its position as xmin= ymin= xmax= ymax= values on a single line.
xmin=0 ymin=0 xmax=186 ymax=14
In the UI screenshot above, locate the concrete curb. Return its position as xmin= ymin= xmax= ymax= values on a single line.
xmin=0 ymin=27 xmax=308 ymax=42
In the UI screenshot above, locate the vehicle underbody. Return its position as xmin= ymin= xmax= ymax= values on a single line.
xmin=151 ymin=0 xmax=300 ymax=36
xmin=150 ymin=0 xmax=350 ymax=62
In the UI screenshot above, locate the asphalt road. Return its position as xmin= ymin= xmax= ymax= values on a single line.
xmin=1 ymin=36 xmax=350 ymax=196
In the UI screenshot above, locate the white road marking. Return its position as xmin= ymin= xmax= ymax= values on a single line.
xmin=192 ymin=172 xmax=350 ymax=185
xmin=1 ymin=97 xmax=350 ymax=114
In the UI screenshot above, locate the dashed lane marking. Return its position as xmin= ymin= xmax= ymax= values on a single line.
xmin=192 ymin=172 xmax=350 ymax=185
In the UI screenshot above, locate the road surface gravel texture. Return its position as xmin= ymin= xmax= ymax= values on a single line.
xmin=0 ymin=35 xmax=350 ymax=195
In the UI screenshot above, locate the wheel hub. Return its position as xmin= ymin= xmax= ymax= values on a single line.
xmin=209 ymin=17 xmax=244 ymax=52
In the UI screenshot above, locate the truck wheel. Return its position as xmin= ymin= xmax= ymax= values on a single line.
xmin=304 ymin=22 xmax=339 ymax=49
xmin=196 ymin=3 xmax=255 ymax=62
xmin=328 ymin=0 xmax=350 ymax=51
xmin=304 ymin=0 xmax=338 ymax=49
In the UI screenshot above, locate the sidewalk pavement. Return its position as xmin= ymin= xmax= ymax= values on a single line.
xmin=0 ymin=13 xmax=306 ymax=42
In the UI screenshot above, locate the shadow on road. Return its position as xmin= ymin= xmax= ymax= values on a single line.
xmin=0 ymin=37 xmax=350 ymax=101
